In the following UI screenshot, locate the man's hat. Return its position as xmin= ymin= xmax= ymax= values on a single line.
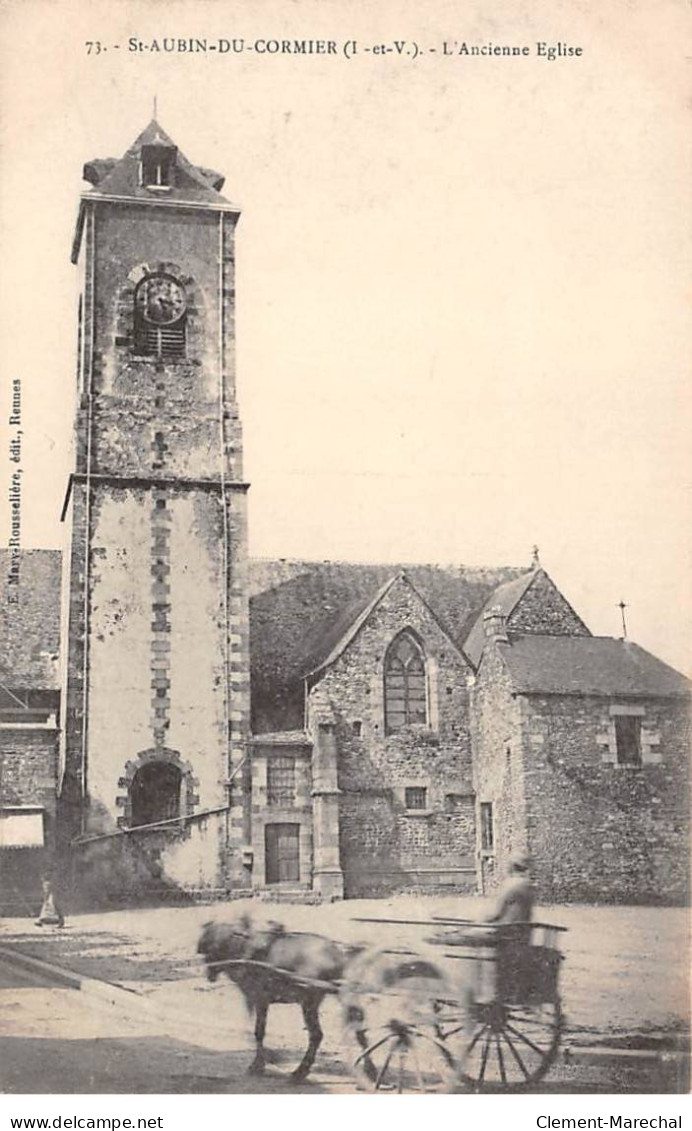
xmin=509 ymin=852 xmax=531 ymax=873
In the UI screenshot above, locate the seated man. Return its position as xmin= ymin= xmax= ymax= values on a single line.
xmin=485 ymin=853 xmax=535 ymax=1000
xmin=486 ymin=853 xmax=535 ymax=936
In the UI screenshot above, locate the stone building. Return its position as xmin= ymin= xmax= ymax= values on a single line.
xmin=1 ymin=121 xmax=689 ymax=908
xmin=0 ymin=551 xmax=61 ymax=912
xmin=249 ymin=559 xmax=690 ymax=903
xmin=58 ymin=120 xmax=250 ymax=899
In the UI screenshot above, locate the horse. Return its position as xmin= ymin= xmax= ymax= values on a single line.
xmin=197 ymin=913 xmax=354 ymax=1081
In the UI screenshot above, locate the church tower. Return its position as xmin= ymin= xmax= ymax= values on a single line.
xmin=59 ymin=122 xmax=250 ymax=894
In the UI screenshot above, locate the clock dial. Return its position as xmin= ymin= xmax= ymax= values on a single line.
xmin=136 ymin=275 xmax=187 ymax=325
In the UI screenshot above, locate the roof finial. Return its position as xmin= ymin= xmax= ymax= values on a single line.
xmin=153 ymin=94 xmax=158 ymax=120
xmin=531 ymin=544 xmax=541 ymax=568
xmin=618 ymin=599 xmax=628 ymax=639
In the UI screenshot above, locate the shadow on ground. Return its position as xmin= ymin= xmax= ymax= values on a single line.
xmin=0 ymin=1035 xmax=336 ymax=1094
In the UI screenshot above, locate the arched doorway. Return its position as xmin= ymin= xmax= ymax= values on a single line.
xmin=129 ymin=761 xmax=182 ymax=827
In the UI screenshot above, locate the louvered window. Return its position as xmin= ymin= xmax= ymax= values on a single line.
xmin=134 ymin=321 xmax=186 ymax=358
xmin=384 ymin=631 xmax=428 ymax=733
xmin=133 ymin=273 xmax=187 ymax=359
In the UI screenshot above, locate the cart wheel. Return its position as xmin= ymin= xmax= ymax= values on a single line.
xmin=454 ymin=999 xmax=563 ymax=1092
xmin=343 ymin=957 xmax=459 ymax=1093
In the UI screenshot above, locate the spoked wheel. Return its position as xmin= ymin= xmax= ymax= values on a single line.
xmin=343 ymin=957 xmax=459 ymax=1093
xmin=455 ymin=999 xmax=563 ymax=1092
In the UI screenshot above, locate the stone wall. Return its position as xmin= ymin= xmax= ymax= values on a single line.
xmin=71 ymin=811 xmax=228 ymax=907
xmin=470 ymin=642 xmax=527 ymax=892
xmin=519 ymin=693 xmax=691 ymax=904
xmin=0 ymin=724 xmax=59 ymax=913
xmin=0 ymin=728 xmax=59 ymax=827
xmin=509 ymin=571 xmax=589 ymax=637
xmin=61 ymin=194 xmax=250 ymax=896
xmin=307 ymin=575 xmax=477 ymax=896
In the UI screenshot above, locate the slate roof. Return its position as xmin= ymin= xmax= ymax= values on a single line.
xmin=82 ymin=120 xmax=235 ymax=208
xmin=248 ymin=558 xmax=529 ymax=731
xmin=464 ymin=570 xmax=538 ymax=669
xmin=500 ymin=636 xmax=690 ymax=699
xmin=6 ymin=552 xmax=686 ymax=728
xmin=0 ymin=550 xmax=62 ymax=690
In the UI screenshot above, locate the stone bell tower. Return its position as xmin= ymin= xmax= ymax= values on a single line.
xmin=59 ymin=121 xmax=250 ymax=893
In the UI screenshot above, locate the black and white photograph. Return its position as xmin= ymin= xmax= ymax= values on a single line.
xmin=0 ymin=0 xmax=689 ymax=1117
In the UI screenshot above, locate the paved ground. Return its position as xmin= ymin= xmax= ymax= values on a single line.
xmin=0 ymin=895 xmax=689 ymax=1094
xmin=2 ymin=895 xmax=688 ymax=1041
xmin=0 ymin=955 xmax=343 ymax=1093
xmin=0 ymin=953 xmax=684 ymax=1095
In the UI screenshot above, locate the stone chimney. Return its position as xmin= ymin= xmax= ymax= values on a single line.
xmin=483 ymin=605 xmax=509 ymax=645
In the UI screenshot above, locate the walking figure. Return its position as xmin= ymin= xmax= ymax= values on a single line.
xmin=36 ymin=877 xmax=65 ymax=928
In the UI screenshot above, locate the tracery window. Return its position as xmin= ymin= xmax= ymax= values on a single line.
xmin=384 ymin=631 xmax=427 ymax=733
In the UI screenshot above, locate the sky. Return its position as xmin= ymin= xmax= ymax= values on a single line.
xmin=1 ymin=0 xmax=690 ymax=673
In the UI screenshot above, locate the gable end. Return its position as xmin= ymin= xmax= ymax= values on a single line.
xmin=508 ymin=570 xmax=590 ymax=638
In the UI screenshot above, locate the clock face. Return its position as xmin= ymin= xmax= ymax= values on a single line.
xmin=136 ymin=275 xmax=187 ymax=325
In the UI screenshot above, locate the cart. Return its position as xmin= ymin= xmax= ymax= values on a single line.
xmin=339 ymin=917 xmax=567 ymax=1093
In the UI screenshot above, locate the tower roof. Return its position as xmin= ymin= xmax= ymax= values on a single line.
xmin=81 ymin=119 xmax=234 ymax=206
xmin=72 ymin=120 xmax=239 ymax=261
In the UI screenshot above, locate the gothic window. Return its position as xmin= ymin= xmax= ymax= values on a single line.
xmin=133 ymin=274 xmax=187 ymax=359
xmin=384 ymin=631 xmax=427 ymax=733
xmin=130 ymin=761 xmax=182 ymax=827
xmin=267 ymin=756 xmax=296 ymax=806
xmin=614 ymin=716 xmax=642 ymax=766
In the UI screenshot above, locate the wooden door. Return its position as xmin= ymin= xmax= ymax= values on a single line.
xmin=265 ymin=823 xmax=300 ymax=884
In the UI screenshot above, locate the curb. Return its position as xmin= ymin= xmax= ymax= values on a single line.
xmin=0 ymin=944 xmax=82 ymax=991
xmin=563 ymin=1045 xmax=690 ymax=1065
xmin=2 ymin=943 xmax=689 ymax=1081
xmin=0 ymin=943 xmax=246 ymax=1044
xmin=0 ymin=943 xmax=146 ymax=1005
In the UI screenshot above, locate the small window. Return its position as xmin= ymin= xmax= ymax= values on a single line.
xmin=405 ymin=787 xmax=427 ymax=811
xmin=352 ymin=721 xmax=362 ymax=737
xmin=140 ymin=144 xmax=177 ymax=188
xmin=615 ymin=716 xmax=642 ymax=766
xmin=480 ymin=802 xmax=494 ymax=851
xmin=267 ymin=756 xmax=296 ymax=806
